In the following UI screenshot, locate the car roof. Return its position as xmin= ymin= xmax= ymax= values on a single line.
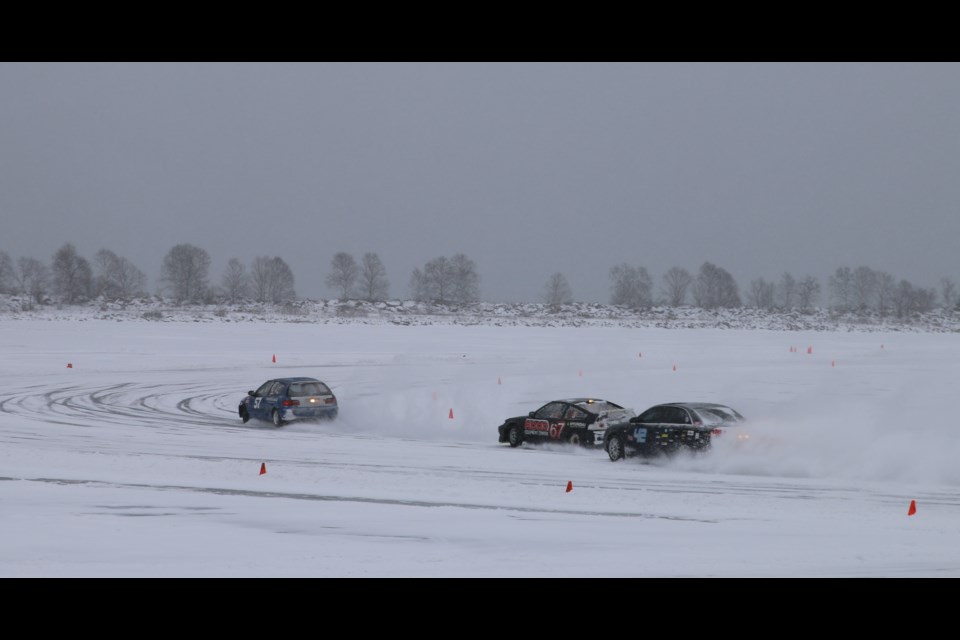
xmin=557 ymin=398 xmax=614 ymax=405
xmin=268 ymin=377 xmax=323 ymax=384
xmin=658 ymin=402 xmax=736 ymax=410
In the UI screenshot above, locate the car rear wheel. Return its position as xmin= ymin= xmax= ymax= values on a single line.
xmin=606 ymin=434 xmax=624 ymax=461
xmin=272 ymin=409 xmax=284 ymax=427
xmin=567 ymin=431 xmax=583 ymax=446
xmin=507 ymin=424 xmax=522 ymax=447
xmin=240 ymin=406 xmax=250 ymax=424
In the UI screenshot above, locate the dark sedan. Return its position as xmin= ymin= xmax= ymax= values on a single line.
xmin=604 ymin=403 xmax=744 ymax=461
xmin=498 ymin=398 xmax=636 ymax=448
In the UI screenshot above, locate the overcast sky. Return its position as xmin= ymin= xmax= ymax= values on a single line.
xmin=2 ymin=62 xmax=959 ymax=302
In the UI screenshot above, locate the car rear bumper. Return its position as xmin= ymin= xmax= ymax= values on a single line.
xmin=283 ymin=406 xmax=338 ymax=421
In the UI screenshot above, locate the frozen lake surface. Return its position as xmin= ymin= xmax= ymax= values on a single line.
xmin=2 ymin=320 xmax=958 ymax=576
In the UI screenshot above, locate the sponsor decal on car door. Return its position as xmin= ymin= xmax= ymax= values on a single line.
xmin=523 ymin=418 xmax=567 ymax=439
xmin=524 ymin=418 xmax=549 ymax=436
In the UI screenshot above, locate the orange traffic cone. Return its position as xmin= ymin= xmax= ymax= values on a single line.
xmin=565 ymin=481 xmax=573 ymax=493
xmin=831 ymin=360 xmax=836 ymax=368
xmin=908 ymin=500 xmax=917 ymax=516
xmin=448 ymin=408 xmax=454 ymax=419
xmin=672 ymin=364 xmax=677 ymax=372
xmin=807 ymin=346 xmax=813 ymax=354
xmin=272 ymin=354 xmax=276 ymax=363
xmin=259 ymin=463 xmax=267 ymax=476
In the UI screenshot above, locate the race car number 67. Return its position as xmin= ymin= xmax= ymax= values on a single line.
xmin=549 ymin=424 xmax=564 ymax=439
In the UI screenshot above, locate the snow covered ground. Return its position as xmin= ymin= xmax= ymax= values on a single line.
xmin=2 ymin=319 xmax=960 ymax=576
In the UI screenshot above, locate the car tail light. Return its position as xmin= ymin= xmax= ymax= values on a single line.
xmin=282 ymin=399 xmax=300 ymax=407
xmin=711 ymin=428 xmax=722 ymax=436
xmin=325 ymin=398 xmax=336 ymax=404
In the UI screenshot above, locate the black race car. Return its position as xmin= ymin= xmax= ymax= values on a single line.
xmin=498 ymin=398 xmax=636 ymax=448
xmin=604 ymin=402 xmax=744 ymax=461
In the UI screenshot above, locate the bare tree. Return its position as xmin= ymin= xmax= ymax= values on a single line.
xmin=747 ymin=278 xmax=776 ymax=310
xmin=543 ymin=272 xmax=573 ymax=309
xmin=0 ymin=251 xmax=14 ymax=294
xmin=940 ymin=277 xmax=957 ymax=310
xmin=267 ymin=257 xmax=296 ymax=303
xmin=251 ymin=256 xmax=296 ymax=303
xmin=609 ymin=264 xmax=653 ymax=309
xmin=94 ymin=249 xmax=146 ymax=300
xmin=14 ymin=257 xmax=49 ymax=303
xmin=829 ymin=266 xmax=853 ymax=311
xmin=51 ymin=243 xmax=93 ymax=304
xmin=661 ymin=267 xmax=692 ymax=307
xmin=160 ymin=243 xmax=211 ymax=303
xmin=692 ymin=262 xmax=740 ymax=309
xmin=326 ymin=252 xmax=358 ymax=299
xmin=250 ymin=256 xmax=271 ymax=302
xmin=92 ymin=250 xmax=113 ymax=298
xmin=409 ymin=267 xmax=426 ymax=302
xmin=359 ymin=252 xmax=390 ymax=301
xmin=891 ymin=280 xmax=912 ymax=318
xmin=221 ymin=258 xmax=249 ymax=303
xmin=876 ymin=271 xmax=896 ymax=317
xmin=423 ymin=256 xmax=454 ymax=303
xmin=778 ymin=272 xmax=796 ymax=309
xmin=450 ymin=253 xmax=480 ymax=303
xmin=851 ymin=266 xmax=878 ymax=311
xmin=891 ymin=279 xmax=936 ymax=318
xmin=796 ymin=275 xmax=821 ymax=313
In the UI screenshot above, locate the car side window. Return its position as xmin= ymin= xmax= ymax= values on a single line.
xmin=662 ymin=407 xmax=689 ymax=424
xmin=536 ymin=402 xmax=565 ymax=420
xmin=638 ymin=407 xmax=663 ymax=423
xmin=266 ymin=382 xmax=282 ymax=396
xmin=255 ymin=381 xmax=273 ymax=396
xmin=564 ymin=406 xmax=588 ymax=420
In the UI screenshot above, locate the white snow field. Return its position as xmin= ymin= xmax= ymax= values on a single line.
xmin=2 ymin=319 xmax=960 ymax=576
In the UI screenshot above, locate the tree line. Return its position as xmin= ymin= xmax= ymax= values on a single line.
xmin=0 ymin=243 xmax=298 ymax=306
xmin=0 ymin=243 xmax=955 ymax=318
xmin=566 ymin=262 xmax=949 ymax=318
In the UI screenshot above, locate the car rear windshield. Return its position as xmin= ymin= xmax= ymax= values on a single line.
xmin=288 ymin=382 xmax=331 ymax=397
xmin=576 ymin=401 xmax=623 ymax=414
xmin=695 ymin=407 xmax=741 ymax=426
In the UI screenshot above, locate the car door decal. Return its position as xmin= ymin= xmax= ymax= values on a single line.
xmin=548 ymin=422 xmax=566 ymax=439
xmin=524 ymin=418 xmax=549 ymax=435
xmin=254 ymin=397 xmax=262 ymax=410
